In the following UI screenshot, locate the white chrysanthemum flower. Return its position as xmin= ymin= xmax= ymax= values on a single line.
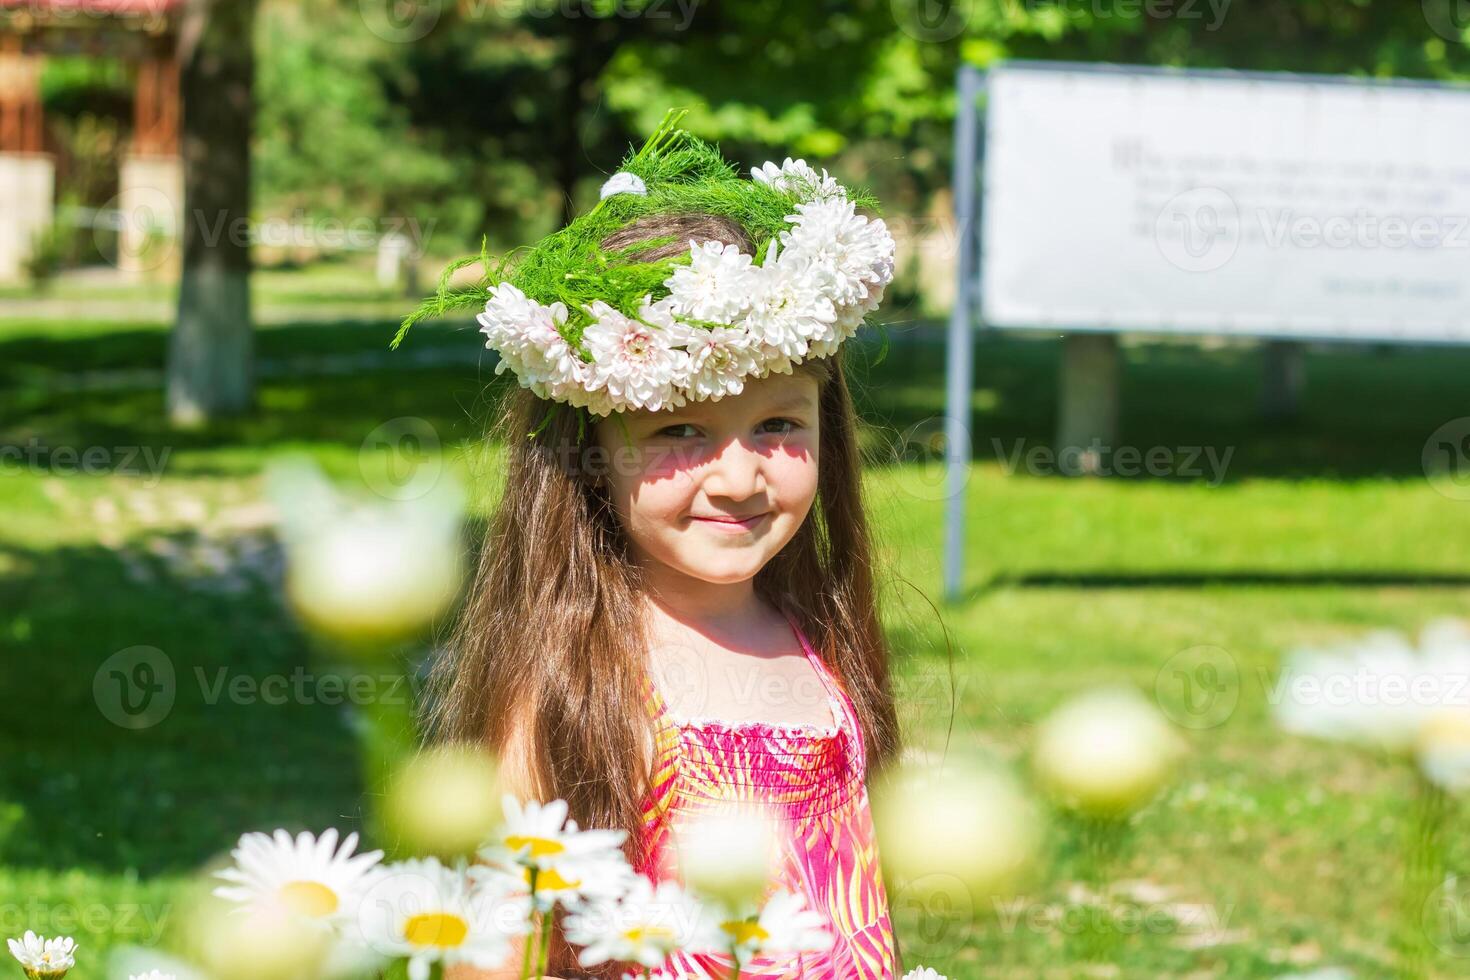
xmin=477 ymin=282 xmax=589 ymax=404
xmin=582 ymin=299 xmax=688 ymax=413
xmin=129 ymin=972 xmax=176 ymax=980
xmin=667 ymin=240 xmax=759 ymax=324
xmin=722 ymin=890 xmax=833 ymax=966
xmin=778 ymin=199 xmax=896 ymax=310
xmin=599 ymin=171 xmax=648 ymax=199
xmin=751 ymin=158 xmax=846 ymax=203
xmin=7 ymin=933 xmax=77 ymax=979
xmin=355 ymin=858 xmax=529 ymax=980
xmin=1274 ymin=622 xmax=1470 ymax=756
xmin=741 ymin=241 xmax=839 ymax=361
xmin=477 ymin=794 xmax=637 ymax=911
xmin=661 ymin=317 xmax=765 ymax=404
xmin=901 ymin=968 xmax=948 ymax=980
xmin=565 ymin=876 xmax=724 ymax=968
xmin=212 ymin=828 xmax=385 ymax=926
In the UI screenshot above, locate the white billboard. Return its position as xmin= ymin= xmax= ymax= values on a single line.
xmin=979 ymin=61 xmax=1470 ymax=343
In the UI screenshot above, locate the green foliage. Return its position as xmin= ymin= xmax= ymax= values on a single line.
xmin=254 ymin=0 xmax=466 ymax=233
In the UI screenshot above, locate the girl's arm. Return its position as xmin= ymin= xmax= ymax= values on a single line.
xmin=448 ymin=710 xmax=574 ymax=980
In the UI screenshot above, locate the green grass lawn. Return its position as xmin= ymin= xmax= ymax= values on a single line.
xmin=3 ymin=303 xmax=1469 ymax=978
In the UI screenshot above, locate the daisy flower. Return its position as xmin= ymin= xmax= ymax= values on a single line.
xmin=901 ymin=969 xmax=949 ymax=980
xmin=355 ymin=858 xmax=530 ymax=980
xmin=1274 ymin=620 xmax=1470 ymax=755
xmin=722 ymin=890 xmax=833 ymax=966
xmin=751 ymin=158 xmax=846 ymax=203
xmin=666 ymin=240 xmax=759 ymax=324
xmin=478 ymin=795 xmax=637 ymax=911
xmin=582 ymin=300 xmax=688 ymax=413
xmin=564 ymin=876 xmax=724 ymax=968
xmin=6 ymin=933 xmax=76 ymax=979
xmin=212 ymin=828 xmax=384 ymax=925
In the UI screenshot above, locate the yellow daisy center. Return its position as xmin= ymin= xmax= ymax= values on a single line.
xmin=523 ymin=865 xmax=581 ymax=891
xmin=624 ymin=924 xmax=676 ymax=944
xmin=403 ymin=912 xmax=470 ymax=949
xmin=505 ymin=834 xmax=566 ymax=859
xmin=722 ymin=920 xmax=770 ymax=946
xmin=277 ymin=880 xmax=339 ymax=917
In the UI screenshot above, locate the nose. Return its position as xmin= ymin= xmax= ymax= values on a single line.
xmin=700 ymin=434 xmax=767 ymax=501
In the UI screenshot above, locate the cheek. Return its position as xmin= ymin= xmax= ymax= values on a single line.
xmin=606 ymin=464 xmax=697 ymax=539
xmin=766 ymin=440 xmax=820 ymax=515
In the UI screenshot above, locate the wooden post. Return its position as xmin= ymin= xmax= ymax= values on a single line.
xmin=1056 ymin=333 xmax=1120 ymax=476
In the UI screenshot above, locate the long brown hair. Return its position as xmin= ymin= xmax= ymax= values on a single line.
xmin=424 ymin=213 xmax=901 ymax=975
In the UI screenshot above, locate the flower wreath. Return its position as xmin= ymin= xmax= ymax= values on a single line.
xmin=393 ymin=109 xmax=895 ymax=434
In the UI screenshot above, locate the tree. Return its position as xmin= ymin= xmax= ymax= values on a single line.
xmin=167 ymin=0 xmax=256 ymax=426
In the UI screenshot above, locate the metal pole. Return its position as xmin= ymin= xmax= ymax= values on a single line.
xmin=943 ymin=64 xmax=982 ymax=603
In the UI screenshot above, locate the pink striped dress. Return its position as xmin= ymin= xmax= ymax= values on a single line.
xmin=635 ymin=609 xmax=896 ymax=978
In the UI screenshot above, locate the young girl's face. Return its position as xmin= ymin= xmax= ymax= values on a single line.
xmin=593 ymin=371 xmax=821 ymax=587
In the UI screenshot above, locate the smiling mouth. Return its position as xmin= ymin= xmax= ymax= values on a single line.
xmin=690 ymin=513 xmax=770 ymax=531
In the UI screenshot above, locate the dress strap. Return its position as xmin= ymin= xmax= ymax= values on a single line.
xmin=780 ymin=607 xmax=851 ymax=739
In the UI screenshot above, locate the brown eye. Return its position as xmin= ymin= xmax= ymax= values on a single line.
xmin=657 ymin=423 xmax=699 ymax=439
xmin=760 ymin=418 xmax=799 ymax=435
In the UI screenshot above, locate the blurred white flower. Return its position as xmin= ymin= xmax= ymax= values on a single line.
xmin=1033 ymin=685 xmax=1186 ymax=818
xmin=672 ymin=805 xmax=777 ymax=914
xmin=7 ymin=932 xmax=76 ymax=979
xmin=190 ymin=897 xmax=331 ymax=980
xmin=565 ymin=876 xmax=723 ymax=968
xmin=873 ymin=761 xmax=1041 ymax=901
xmin=1417 ymin=709 xmax=1470 ymax=792
xmin=901 ymin=968 xmax=948 ymax=980
xmin=267 ymin=459 xmax=465 ymax=646
xmin=213 ymin=828 xmax=384 ymax=925
xmin=128 ymin=972 xmax=176 ymax=980
xmin=477 ymin=795 xmax=636 ymax=910
xmin=722 ymin=889 xmax=833 ymax=966
xmin=356 ymin=858 xmax=529 ymax=980
xmin=667 ymin=240 xmax=759 ymax=324
xmin=751 ymin=158 xmax=846 ymax=203
xmin=1274 ymin=620 xmax=1470 ymax=756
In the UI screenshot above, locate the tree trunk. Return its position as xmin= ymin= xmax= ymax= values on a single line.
xmin=167 ymin=0 xmax=255 ymax=426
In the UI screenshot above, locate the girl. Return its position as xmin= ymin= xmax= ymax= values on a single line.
xmin=419 ymin=115 xmax=904 ymax=978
